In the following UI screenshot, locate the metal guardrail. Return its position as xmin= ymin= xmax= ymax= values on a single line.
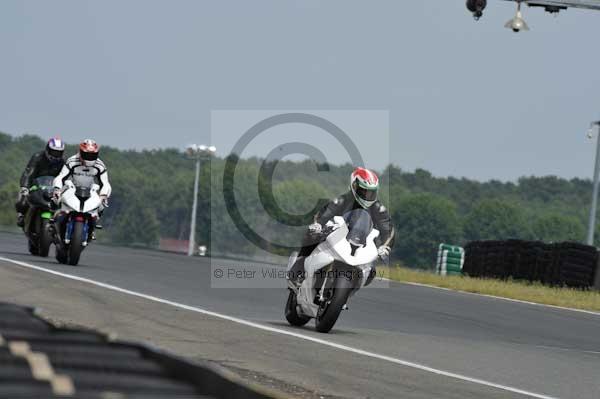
xmin=0 ymin=302 xmax=280 ymax=399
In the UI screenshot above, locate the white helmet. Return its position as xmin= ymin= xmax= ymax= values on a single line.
xmin=45 ymin=136 xmax=65 ymax=164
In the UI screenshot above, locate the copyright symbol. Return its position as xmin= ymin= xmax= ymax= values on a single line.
xmin=222 ymin=112 xmax=365 ymax=255
xmin=213 ymin=268 xmax=224 ymax=278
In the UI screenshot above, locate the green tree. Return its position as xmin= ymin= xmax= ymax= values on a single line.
xmin=464 ymin=199 xmax=531 ymax=241
xmin=0 ymin=182 xmax=18 ymax=226
xmin=532 ymin=214 xmax=585 ymax=242
xmin=0 ymin=131 xmax=597 ymax=260
xmin=272 ymin=179 xmax=331 ymax=219
xmin=393 ymin=193 xmax=462 ymax=268
xmin=109 ymin=203 xmax=160 ymax=246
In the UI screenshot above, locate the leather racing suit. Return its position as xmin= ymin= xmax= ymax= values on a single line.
xmin=15 ymin=151 xmax=65 ymax=216
xmin=289 ymin=191 xmax=395 ymax=283
xmin=53 ymin=155 xmax=112 ymax=199
xmin=52 ymin=155 xmax=112 ymax=238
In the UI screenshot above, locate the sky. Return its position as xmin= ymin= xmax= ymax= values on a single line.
xmin=1 ymin=0 xmax=599 ymax=181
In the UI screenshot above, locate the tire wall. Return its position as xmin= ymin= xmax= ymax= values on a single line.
xmin=0 ymin=302 xmax=277 ymax=399
xmin=463 ymin=240 xmax=599 ymax=289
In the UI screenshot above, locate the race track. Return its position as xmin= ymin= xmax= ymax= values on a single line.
xmin=0 ymin=231 xmax=599 ymax=399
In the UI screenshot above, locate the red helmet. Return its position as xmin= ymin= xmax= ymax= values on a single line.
xmin=350 ymin=167 xmax=379 ymax=208
xmin=79 ymin=139 xmax=99 ymax=166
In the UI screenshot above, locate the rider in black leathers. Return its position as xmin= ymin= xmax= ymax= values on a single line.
xmin=15 ymin=137 xmax=65 ymax=227
xmin=288 ymin=167 xmax=395 ymax=285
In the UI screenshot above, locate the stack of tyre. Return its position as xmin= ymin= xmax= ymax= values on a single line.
xmin=554 ymin=242 xmax=598 ymax=288
xmin=436 ymin=244 xmax=464 ymax=276
xmin=463 ymin=240 xmax=599 ymax=289
xmin=0 ymin=302 xmax=275 ymax=399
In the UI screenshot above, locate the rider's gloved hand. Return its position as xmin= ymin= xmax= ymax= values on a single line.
xmin=98 ymin=195 xmax=109 ymax=215
xmin=52 ymin=188 xmax=61 ymax=204
xmin=18 ymin=187 xmax=29 ymax=202
xmin=308 ymin=222 xmax=322 ymax=234
xmin=377 ymin=245 xmax=391 ymax=262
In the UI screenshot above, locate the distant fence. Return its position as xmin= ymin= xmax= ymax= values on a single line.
xmin=159 ymin=238 xmax=189 ymax=253
xmin=463 ymin=240 xmax=599 ymax=289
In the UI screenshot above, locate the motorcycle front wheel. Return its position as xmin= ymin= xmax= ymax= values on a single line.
xmin=26 ymin=212 xmax=39 ymax=255
xmin=67 ymin=221 xmax=84 ymax=266
xmin=38 ymin=219 xmax=52 ymax=257
xmin=315 ymin=276 xmax=353 ymax=333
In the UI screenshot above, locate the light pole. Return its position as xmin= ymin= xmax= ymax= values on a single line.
xmin=185 ymin=144 xmax=216 ymax=256
xmin=586 ymin=121 xmax=600 ymax=246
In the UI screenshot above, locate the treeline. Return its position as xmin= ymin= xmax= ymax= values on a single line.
xmin=0 ymin=132 xmax=595 ymax=268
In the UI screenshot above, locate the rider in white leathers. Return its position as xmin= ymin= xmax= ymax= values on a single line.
xmin=53 ymin=139 xmax=111 ymax=239
xmin=288 ymin=167 xmax=394 ymax=286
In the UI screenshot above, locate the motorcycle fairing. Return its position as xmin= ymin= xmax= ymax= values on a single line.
xmin=60 ymin=181 xmax=101 ymax=217
xmin=298 ymin=216 xmax=380 ymax=317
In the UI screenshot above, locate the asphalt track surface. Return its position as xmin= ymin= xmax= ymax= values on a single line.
xmin=0 ymin=231 xmax=599 ymax=399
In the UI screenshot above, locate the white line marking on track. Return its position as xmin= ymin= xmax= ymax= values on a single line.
xmin=0 ymin=256 xmax=558 ymax=399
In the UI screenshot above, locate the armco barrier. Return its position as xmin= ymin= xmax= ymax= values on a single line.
xmin=0 ymin=302 xmax=280 ymax=399
xmin=463 ymin=240 xmax=599 ymax=289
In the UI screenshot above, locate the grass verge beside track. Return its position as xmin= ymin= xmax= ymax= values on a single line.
xmin=381 ymin=266 xmax=600 ymax=312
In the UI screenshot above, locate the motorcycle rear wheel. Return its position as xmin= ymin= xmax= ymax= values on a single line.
xmin=56 ymin=246 xmax=68 ymax=264
xmin=285 ymin=290 xmax=310 ymax=327
xmin=28 ymin=240 xmax=39 ymax=256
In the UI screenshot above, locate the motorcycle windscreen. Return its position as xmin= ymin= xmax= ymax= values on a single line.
xmin=32 ymin=176 xmax=55 ymax=189
xmin=32 ymin=176 xmax=57 ymax=201
xmin=343 ymin=208 xmax=373 ymax=247
xmin=75 ymin=186 xmax=91 ymax=199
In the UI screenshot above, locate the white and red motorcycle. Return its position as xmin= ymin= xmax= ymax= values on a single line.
xmin=285 ymin=209 xmax=380 ymax=333
xmin=53 ymin=180 xmax=103 ymax=266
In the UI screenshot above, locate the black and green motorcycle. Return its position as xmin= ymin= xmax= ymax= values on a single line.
xmin=23 ymin=176 xmax=57 ymax=257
